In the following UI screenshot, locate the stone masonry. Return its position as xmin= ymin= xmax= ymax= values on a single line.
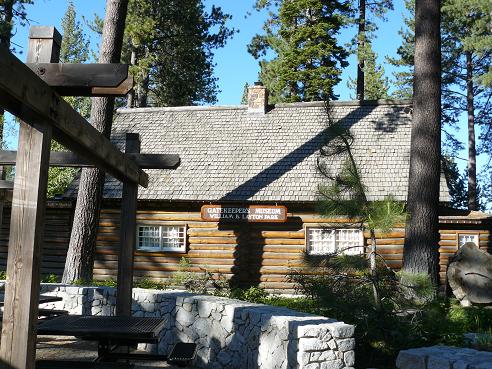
xmin=397 ymin=346 xmax=492 ymax=369
xmin=39 ymin=284 xmax=355 ymax=369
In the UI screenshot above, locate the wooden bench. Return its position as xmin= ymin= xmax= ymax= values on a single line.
xmin=36 ymin=361 xmax=134 ymax=369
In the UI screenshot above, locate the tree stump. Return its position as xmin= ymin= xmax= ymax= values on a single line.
xmin=447 ymin=242 xmax=492 ymax=306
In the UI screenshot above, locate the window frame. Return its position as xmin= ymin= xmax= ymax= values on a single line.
xmin=457 ymin=232 xmax=479 ymax=248
xmin=304 ymin=225 xmax=365 ymax=256
xmin=136 ymin=223 xmax=187 ymax=253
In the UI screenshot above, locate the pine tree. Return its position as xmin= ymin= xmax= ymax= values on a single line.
xmin=402 ymin=0 xmax=441 ymax=287
xmin=123 ymin=0 xmax=235 ymax=107
xmin=0 ymin=0 xmax=32 ymax=52
xmin=63 ymin=0 xmax=129 ymax=284
xmin=349 ymin=0 xmax=393 ymax=100
xmin=348 ymin=41 xmax=389 ymax=100
xmin=442 ymin=156 xmax=468 ymax=209
xmin=457 ymin=0 xmax=492 ymax=87
xmin=241 ymin=83 xmax=250 ymax=104
xmin=248 ymin=0 xmax=350 ymax=102
xmin=391 ymin=0 xmax=492 ymax=211
xmin=47 ymin=1 xmax=91 ymax=198
xmin=440 ymin=0 xmax=492 ymax=210
xmin=317 ymin=107 xmax=406 ymax=308
xmin=387 ymin=0 xmax=414 ymax=99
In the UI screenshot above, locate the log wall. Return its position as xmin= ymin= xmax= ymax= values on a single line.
xmin=93 ymin=206 xmax=492 ymax=292
xmin=0 ymin=203 xmax=490 ymax=293
xmin=0 ymin=205 xmax=73 ymax=278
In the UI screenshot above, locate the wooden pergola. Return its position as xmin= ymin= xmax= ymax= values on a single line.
xmin=0 ymin=27 xmax=178 ymax=369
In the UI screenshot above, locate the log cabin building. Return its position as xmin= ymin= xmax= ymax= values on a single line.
xmin=0 ymin=84 xmax=491 ymax=292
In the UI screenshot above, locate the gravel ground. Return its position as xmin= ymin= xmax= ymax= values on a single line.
xmin=36 ymin=336 xmax=197 ymax=369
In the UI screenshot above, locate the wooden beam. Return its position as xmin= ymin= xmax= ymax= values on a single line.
xmin=27 ymin=26 xmax=61 ymax=64
xmin=0 ymin=151 xmax=180 ymax=169
xmin=25 ymin=63 xmax=133 ymax=96
xmin=0 ymin=46 xmax=148 ymax=187
xmin=0 ymin=27 xmax=54 ymax=369
xmin=116 ymin=133 xmax=139 ymax=317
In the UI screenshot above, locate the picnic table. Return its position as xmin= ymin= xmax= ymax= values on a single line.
xmin=37 ymin=314 xmax=196 ymax=367
xmin=37 ymin=315 xmax=167 ymax=361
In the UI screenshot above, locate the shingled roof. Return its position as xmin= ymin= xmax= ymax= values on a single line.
xmin=68 ymin=100 xmax=450 ymax=203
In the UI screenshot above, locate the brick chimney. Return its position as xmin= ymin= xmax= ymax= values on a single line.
xmin=247 ymin=82 xmax=268 ymax=114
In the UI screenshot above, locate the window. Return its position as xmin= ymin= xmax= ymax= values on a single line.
xmin=458 ymin=233 xmax=479 ymax=248
xmin=137 ymin=225 xmax=186 ymax=252
xmin=306 ymin=227 xmax=364 ymax=255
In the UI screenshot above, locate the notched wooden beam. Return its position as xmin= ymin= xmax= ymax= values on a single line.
xmin=25 ymin=63 xmax=133 ymax=96
xmin=0 ymin=46 xmax=147 ymax=187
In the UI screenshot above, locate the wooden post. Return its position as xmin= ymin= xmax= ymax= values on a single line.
xmin=116 ymin=133 xmax=140 ymax=316
xmin=0 ymin=26 xmax=59 ymax=369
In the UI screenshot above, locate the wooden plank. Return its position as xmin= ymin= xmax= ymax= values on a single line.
xmin=0 ymin=27 xmax=57 ymax=369
xmin=0 ymin=151 xmax=180 ymax=169
xmin=27 ymin=26 xmax=61 ymax=64
xmin=92 ymin=76 xmax=133 ymax=97
xmin=0 ymin=122 xmax=52 ymax=369
xmin=0 ymin=46 xmax=148 ymax=187
xmin=25 ymin=63 xmax=130 ymax=96
xmin=116 ymin=134 xmax=139 ymax=317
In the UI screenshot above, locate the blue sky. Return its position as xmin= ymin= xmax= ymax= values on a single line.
xmin=6 ymin=0 xmax=489 ymax=203
xmin=10 ymin=0 xmax=409 ymax=103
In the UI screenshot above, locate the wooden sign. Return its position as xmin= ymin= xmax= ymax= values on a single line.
xmin=201 ymin=205 xmax=287 ymax=223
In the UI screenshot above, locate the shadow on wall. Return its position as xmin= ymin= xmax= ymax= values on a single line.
xmin=218 ymin=103 xmax=381 ymax=291
xmin=172 ymin=296 xmax=354 ymax=369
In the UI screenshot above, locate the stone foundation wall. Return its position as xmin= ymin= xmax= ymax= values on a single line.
xmin=39 ymin=284 xmax=355 ymax=369
xmin=397 ymin=346 xmax=492 ymax=369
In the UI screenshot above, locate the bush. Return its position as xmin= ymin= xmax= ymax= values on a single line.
xmin=133 ymin=278 xmax=167 ymax=290
xmin=287 ymin=256 xmax=492 ymax=369
xmin=170 ymin=257 xmax=215 ymax=294
xmin=229 ymin=286 xmax=268 ymax=303
xmin=41 ymin=273 xmax=60 ymax=283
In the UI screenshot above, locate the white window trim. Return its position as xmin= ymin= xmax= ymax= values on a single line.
xmin=457 ymin=233 xmax=479 ymax=248
xmin=305 ymin=225 xmax=364 ymax=256
xmin=136 ymin=224 xmax=187 ymax=253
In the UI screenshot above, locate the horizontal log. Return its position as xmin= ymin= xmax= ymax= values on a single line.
xmin=187 ymin=230 xmax=239 ymax=237
xmin=187 ymin=244 xmax=238 ymax=251
xmin=188 ymin=237 xmax=238 ymax=245
xmin=0 ymin=47 xmax=147 ymax=186
xmin=440 ymin=234 xmax=457 ymax=240
xmin=366 ymin=238 xmax=404 ymax=245
xmin=0 ymin=151 xmax=180 ymax=169
xmin=363 ymin=231 xmax=405 ymax=238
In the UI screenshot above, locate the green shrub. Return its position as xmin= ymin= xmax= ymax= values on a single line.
xmin=0 ymin=270 xmax=6 ymax=280
xmin=229 ymin=286 xmax=268 ymax=303
xmin=41 ymin=273 xmax=60 ymax=283
xmin=133 ymin=278 xmax=167 ymax=290
xmin=286 ymin=255 xmax=492 ymax=369
xmin=475 ymin=332 xmax=492 ymax=351
xmin=170 ymin=257 xmax=213 ymax=294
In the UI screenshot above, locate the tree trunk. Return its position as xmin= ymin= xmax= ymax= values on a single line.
xmin=402 ymin=0 xmax=441 ymax=287
xmin=62 ymin=0 xmax=129 ymax=283
xmin=137 ymin=72 xmax=149 ymax=107
xmin=369 ymin=229 xmax=381 ymax=310
xmin=356 ymin=0 xmax=366 ymax=101
xmin=126 ymin=46 xmax=136 ymax=108
xmin=465 ymin=51 xmax=478 ymax=211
